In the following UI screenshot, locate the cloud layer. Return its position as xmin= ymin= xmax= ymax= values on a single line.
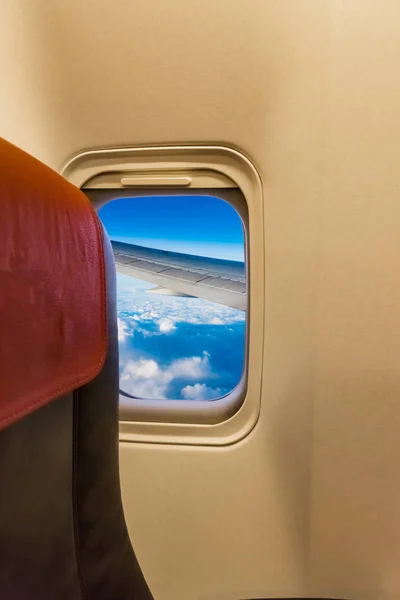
xmin=116 ymin=274 xmax=245 ymax=401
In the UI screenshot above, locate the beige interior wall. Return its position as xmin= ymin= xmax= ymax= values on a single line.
xmin=2 ymin=1 xmax=400 ymax=598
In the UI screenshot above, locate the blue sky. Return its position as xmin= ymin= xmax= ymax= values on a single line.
xmin=98 ymin=195 xmax=245 ymax=261
xmin=99 ymin=195 xmax=246 ymax=401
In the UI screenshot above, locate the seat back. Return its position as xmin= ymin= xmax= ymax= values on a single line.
xmin=0 ymin=138 xmax=153 ymax=600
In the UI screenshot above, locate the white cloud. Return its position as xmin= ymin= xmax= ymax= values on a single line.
xmin=210 ymin=317 xmax=223 ymax=325
xmin=140 ymin=328 xmax=156 ymax=338
xmin=158 ymin=317 xmax=176 ymax=333
xmin=181 ymin=383 xmax=222 ymax=400
xmin=121 ymin=358 xmax=170 ymax=398
xmin=169 ymin=351 xmax=211 ymax=379
xmin=117 ymin=318 xmax=128 ymax=342
xmin=115 ymin=273 xmax=245 ymax=400
xmin=120 ymin=351 xmax=215 ymax=400
xmin=117 ymin=316 xmax=138 ymax=341
xmin=122 ymin=358 xmax=159 ymax=379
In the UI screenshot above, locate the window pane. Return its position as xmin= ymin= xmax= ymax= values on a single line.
xmin=99 ymin=195 xmax=246 ymax=401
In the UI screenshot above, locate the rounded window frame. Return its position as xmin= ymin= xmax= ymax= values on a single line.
xmin=62 ymin=145 xmax=264 ymax=446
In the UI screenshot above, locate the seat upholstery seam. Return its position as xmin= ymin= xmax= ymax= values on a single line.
xmin=72 ymin=388 xmax=89 ymax=600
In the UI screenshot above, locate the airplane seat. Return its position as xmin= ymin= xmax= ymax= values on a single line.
xmin=0 ymin=138 xmax=343 ymax=600
xmin=0 ymin=138 xmax=154 ymax=600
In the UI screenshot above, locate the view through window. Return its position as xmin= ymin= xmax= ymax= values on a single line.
xmin=99 ymin=195 xmax=246 ymax=401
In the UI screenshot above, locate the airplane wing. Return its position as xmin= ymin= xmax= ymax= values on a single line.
xmin=111 ymin=240 xmax=246 ymax=311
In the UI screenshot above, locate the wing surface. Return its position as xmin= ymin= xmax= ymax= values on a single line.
xmin=112 ymin=240 xmax=246 ymax=311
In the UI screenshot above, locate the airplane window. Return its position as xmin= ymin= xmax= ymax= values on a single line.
xmin=99 ymin=195 xmax=246 ymax=401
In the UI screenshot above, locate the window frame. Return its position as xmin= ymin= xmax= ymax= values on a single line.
xmin=62 ymin=145 xmax=264 ymax=446
xmin=93 ymin=187 xmax=248 ymax=424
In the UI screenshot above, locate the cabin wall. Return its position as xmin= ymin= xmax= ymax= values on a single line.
xmin=2 ymin=1 xmax=400 ymax=598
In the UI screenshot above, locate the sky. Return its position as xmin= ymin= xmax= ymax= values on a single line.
xmin=99 ymin=195 xmax=246 ymax=401
xmin=98 ymin=195 xmax=245 ymax=261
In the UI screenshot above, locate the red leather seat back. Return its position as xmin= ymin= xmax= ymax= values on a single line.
xmin=0 ymin=138 xmax=107 ymax=430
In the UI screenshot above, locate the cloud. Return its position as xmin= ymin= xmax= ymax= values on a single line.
xmin=121 ymin=358 xmax=169 ymax=398
xmin=169 ymin=351 xmax=211 ymax=379
xmin=120 ymin=351 xmax=215 ymax=399
xmin=116 ymin=273 xmax=245 ymax=400
xmin=123 ymin=358 xmax=159 ymax=378
xmin=117 ymin=318 xmax=128 ymax=342
xmin=117 ymin=315 xmax=139 ymax=341
xmin=181 ymin=383 xmax=222 ymax=400
xmin=158 ymin=317 xmax=176 ymax=333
